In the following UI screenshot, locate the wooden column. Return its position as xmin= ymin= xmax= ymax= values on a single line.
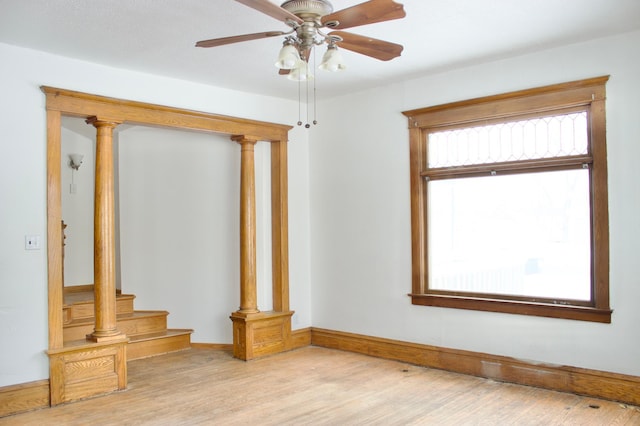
xmin=86 ymin=117 xmax=123 ymax=342
xmin=230 ymin=135 xmax=293 ymax=361
xmin=234 ymin=136 xmax=260 ymax=314
xmin=270 ymin=139 xmax=290 ymax=312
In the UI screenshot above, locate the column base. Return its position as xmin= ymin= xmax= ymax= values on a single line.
xmin=230 ymin=310 xmax=294 ymax=361
xmin=86 ymin=330 xmax=124 ymax=343
xmin=47 ymin=337 xmax=128 ymax=405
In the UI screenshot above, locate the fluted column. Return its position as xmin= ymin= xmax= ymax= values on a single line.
xmin=233 ymin=136 xmax=260 ymax=314
xmin=86 ymin=116 xmax=123 ymax=342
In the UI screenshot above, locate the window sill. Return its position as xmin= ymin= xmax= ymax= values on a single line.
xmin=410 ymin=294 xmax=612 ymax=323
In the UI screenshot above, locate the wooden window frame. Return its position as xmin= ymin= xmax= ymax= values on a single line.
xmin=402 ymin=76 xmax=612 ymax=323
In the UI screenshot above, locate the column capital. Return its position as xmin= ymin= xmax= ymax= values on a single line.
xmin=85 ymin=116 xmax=122 ymax=128
xmin=231 ymin=135 xmax=260 ymax=145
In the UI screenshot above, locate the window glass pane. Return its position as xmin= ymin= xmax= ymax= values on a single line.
xmin=427 ymin=112 xmax=588 ymax=168
xmin=427 ymin=169 xmax=591 ymax=301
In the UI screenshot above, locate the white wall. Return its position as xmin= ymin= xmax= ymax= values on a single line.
xmin=61 ymin=119 xmax=95 ymax=285
xmin=0 ymin=42 xmax=312 ymax=387
xmin=309 ymin=30 xmax=640 ymax=376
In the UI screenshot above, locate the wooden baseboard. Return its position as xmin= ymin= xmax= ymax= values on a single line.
xmin=191 ymin=343 xmax=233 ymax=351
xmin=310 ymin=327 xmax=640 ymax=407
xmin=0 ymin=379 xmax=50 ymax=418
xmin=291 ymin=327 xmax=312 ymax=349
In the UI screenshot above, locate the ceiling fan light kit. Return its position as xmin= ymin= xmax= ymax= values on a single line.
xmin=318 ymin=44 xmax=346 ymax=72
xmin=275 ymin=40 xmax=301 ymax=69
xmin=287 ymin=60 xmax=314 ymax=81
xmin=196 ymin=0 xmax=406 ymax=126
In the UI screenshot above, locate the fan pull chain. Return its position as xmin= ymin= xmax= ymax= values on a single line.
xmin=297 ymin=77 xmax=302 ymax=127
xmin=305 ymin=72 xmax=310 ymax=128
xmin=313 ymin=47 xmax=318 ymax=125
xmin=295 ymin=49 xmax=318 ymax=129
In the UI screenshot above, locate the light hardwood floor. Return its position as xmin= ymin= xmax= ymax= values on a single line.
xmin=2 ymin=346 xmax=639 ymax=425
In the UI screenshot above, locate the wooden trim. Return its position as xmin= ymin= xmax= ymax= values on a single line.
xmin=310 ymin=328 xmax=640 ymax=406
xmin=190 ymin=329 xmax=308 ymax=352
xmin=48 ymin=338 xmax=128 ymax=405
xmin=422 ymin=155 xmax=593 ymax=180
xmin=291 ymin=327 xmax=312 ymax=349
xmin=41 ymin=86 xmax=291 ymax=142
xmin=0 ymin=380 xmax=50 ymax=418
xmin=590 ymin=97 xmax=610 ymax=310
xmin=47 ymin=108 xmax=64 ymax=351
xmin=190 ymin=343 xmax=233 ymax=351
xmin=271 ymin=139 xmax=290 ymax=312
xmin=410 ymin=294 xmax=612 ymax=323
xmin=402 ymin=77 xmax=611 ymax=322
xmin=402 ymin=76 xmax=609 ymax=128
xmin=230 ymin=311 xmax=294 ymax=360
xmin=408 ymin=127 xmax=426 ymax=295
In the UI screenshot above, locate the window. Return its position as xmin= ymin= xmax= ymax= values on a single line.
xmin=402 ymin=77 xmax=611 ymax=322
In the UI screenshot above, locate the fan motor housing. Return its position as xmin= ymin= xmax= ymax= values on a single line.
xmin=281 ymin=0 xmax=333 ymax=18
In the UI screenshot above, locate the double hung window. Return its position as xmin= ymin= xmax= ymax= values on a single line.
xmin=403 ymin=77 xmax=611 ymax=322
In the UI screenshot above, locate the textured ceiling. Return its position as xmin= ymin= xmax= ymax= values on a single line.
xmin=1 ymin=0 xmax=639 ymax=100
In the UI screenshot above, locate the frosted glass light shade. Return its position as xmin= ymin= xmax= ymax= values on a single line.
xmin=319 ymin=47 xmax=346 ymax=72
xmin=275 ymin=44 xmax=300 ymax=69
xmin=287 ymin=60 xmax=314 ymax=81
xmin=69 ymin=153 xmax=84 ymax=170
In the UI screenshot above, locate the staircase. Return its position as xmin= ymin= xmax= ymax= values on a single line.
xmin=63 ymin=288 xmax=193 ymax=360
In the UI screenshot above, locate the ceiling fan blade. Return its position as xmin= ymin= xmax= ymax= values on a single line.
xmin=235 ymin=0 xmax=303 ymax=25
xmin=195 ymin=31 xmax=286 ymax=48
xmin=331 ymin=31 xmax=403 ymax=61
xmin=322 ymin=0 xmax=405 ymax=30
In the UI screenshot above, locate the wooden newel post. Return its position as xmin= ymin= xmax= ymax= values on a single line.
xmin=86 ymin=116 xmax=123 ymax=342
xmin=234 ymin=136 xmax=260 ymax=314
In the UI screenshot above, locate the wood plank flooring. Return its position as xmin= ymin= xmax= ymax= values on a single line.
xmin=2 ymin=346 xmax=639 ymax=425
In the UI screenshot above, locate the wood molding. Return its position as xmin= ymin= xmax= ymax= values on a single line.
xmin=402 ymin=76 xmax=612 ymax=323
xmin=190 ymin=343 xmax=234 ymax=351
xmin=270 ymin=140 xmax=290 ymax=312
xmin=402 ymin=76 xmax=609 ymax=128
xmin=291 ymin=327 xmax=312 ymax=349
xmin=230 ymin=311 xmax=294 ymax=360
xmin=42 ymin=86 xmax=292 ymax=142
xmin=0 ymin=380 xmax=50 ymax=418
xmin=310 ymin=328 xmax=640 ymax=406
xmin=47 ymin=338 xmax=128 ymax=405
xmin=191 ymin=328 xmax=310 ymax=352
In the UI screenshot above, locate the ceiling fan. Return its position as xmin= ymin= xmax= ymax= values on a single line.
xmin=196 ymin=0 xmax=406 ymax=79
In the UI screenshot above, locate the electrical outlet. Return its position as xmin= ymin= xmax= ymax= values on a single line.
xmin=25 ymin=235 xmax=41 ymax=250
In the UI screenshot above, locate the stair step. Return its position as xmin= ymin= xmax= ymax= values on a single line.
xmin=127 ymin=329 xmax=193 ymax=360
xmin=61 ymin=288 xmax=193 ymax=361
xmin=63 ymin=292 xmax=135 ymax=323
xmin=63 ymin=310 xmax=169 ymax=343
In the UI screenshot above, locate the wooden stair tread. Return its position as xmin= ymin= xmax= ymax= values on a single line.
xmin=128 ymin=329 xmax=193 ymax=342
xmin=64 ymin=310 xmax=169 ymax=327
xmin=61 ymin=289 xmax=192 ymax=361
xmin=64 ymin=291 xmax=135 ymax=307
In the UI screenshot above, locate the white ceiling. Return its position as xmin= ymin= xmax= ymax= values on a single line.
xmin=1 ymin=0 xmax=639 ymax=101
